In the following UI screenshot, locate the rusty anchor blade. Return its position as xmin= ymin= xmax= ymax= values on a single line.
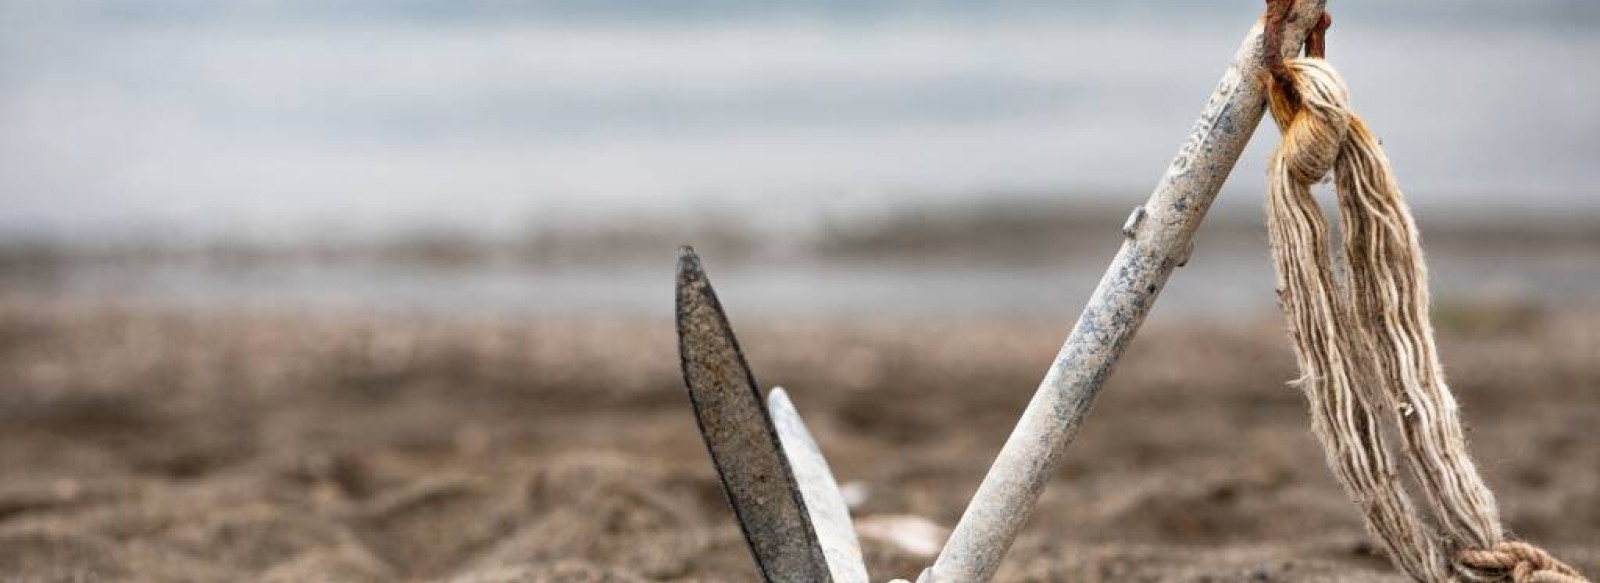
xmin=770 ymin=387 xmax=870 ymax=583
xmin=676 ymin=246 xmax=834 ymax=583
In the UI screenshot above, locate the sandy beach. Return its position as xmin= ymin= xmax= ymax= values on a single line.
xmin=0 ymin=297 xmax=1593 ymax=582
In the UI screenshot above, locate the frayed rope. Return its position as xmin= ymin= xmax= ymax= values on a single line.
xmin=1263 ymin=58 xmax=1589 ymax=583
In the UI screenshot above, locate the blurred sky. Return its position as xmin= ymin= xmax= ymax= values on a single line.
xmin=2 ymin=0 xmax=1598 ymax=241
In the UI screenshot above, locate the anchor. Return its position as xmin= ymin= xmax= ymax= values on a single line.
xmin=675 ymin=2 xmax=1330 ymax=582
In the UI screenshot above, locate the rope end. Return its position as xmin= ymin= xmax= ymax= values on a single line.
xmin=1457 ymin=541 xmax=1590 ymax=583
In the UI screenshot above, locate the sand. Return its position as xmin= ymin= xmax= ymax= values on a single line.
xmin=0 ymin=299 xmax=1594 ymax=582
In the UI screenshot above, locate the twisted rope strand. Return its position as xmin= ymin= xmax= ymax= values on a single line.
xmin=1264 ymin=58 xmax=1447 ymax=583
xmin=1334 ymin=113 xmax=1503 ymax=549
xmin=1263 ymin=57 xmax=1589 ymax=583
xmin=1460 ymin=542 xmax=1590 ymax=583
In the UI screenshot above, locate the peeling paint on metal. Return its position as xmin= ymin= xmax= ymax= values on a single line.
xmin=921 ymin=3 xmax=1329 ymax=582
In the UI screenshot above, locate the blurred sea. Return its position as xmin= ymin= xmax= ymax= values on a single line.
xmin=1 ymin=1 xmax=1597 ymax=315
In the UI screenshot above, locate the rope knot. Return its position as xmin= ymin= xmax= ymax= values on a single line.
xmin=1458 ymin=542 xmax=1588 ymax=583
xmin=1266 ymin=58 xmax=1352 ymax=184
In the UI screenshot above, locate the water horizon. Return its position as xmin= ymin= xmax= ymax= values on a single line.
xmin=3 ymin=1 xmax=1597 ymax=240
